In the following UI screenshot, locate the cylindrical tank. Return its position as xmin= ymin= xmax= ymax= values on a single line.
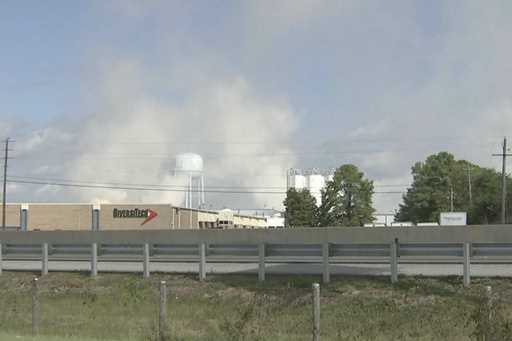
xmin=289 ymin=175 xmax=307 ymax=189
xmin=308 ymin=174 xmax=326 ymax=206
xmin=174 ymin=153 xmax=204 ymax=175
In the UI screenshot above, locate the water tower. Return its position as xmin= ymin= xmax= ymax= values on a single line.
xmin=174 ymin=153 xmax=205 ymax=209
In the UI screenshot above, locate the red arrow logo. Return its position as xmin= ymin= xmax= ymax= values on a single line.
xmin=141 ymin=209 xmax=158 ymax=226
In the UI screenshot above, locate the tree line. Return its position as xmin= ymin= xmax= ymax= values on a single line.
xmin=284 ymin=152 xmax=512 ymax=227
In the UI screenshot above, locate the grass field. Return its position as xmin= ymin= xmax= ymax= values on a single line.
xmin=0 ymin=334 xmax=115 ymax=341
xmin=0 ymin=271 xmax=511 ymax=340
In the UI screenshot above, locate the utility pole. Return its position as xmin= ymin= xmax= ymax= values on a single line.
xmin=2 ymin=137 xmax=10 ymax=231
xmin=284 ymin=168 xmax=292 ymax=228
xmin=467 ymin=165 xmax=473 ymax=207
xmin=493 ymin=137 xmax=512 ymax=224
xmin=450 ymin=186 xmax=454 ymax=212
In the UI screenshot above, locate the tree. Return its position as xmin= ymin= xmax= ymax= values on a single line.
xmin=395 ymin=152 xmax=511 ymax=224
xmin=469 ymin=167 xmax=501 ymax=224
xmin=396 ymin=152 xmax=459 ymax=223
xmin=283 ymin=188 xmax=317 ymax=227
xmin=317 ymin=164 xmax=375 ymax=227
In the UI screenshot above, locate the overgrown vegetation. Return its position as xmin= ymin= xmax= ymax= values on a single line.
xmin=468 ymin=286 xmax=512 ymax=341
xmin=1 ymin=272 xmax=512 ymax=340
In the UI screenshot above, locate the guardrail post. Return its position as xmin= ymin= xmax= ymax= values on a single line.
xmin=463 ymin=242 xmax=471 ymax=287
xmin=159 ymin=280 xmax=167 ymax=340
xmin=21 ymin=209 xmax=28 ymax=231
xmin=91 ymin=243 xmax=98 ymax=277
xmin=484 ymin=286 xmax=493 ymax=340
xmin=143 ymin=243 xmax=150 ymax=279
xmin=322 ymin=242 xmax=330 ymax=284
xmin=41 ymin=243 xmax=48 ymax=276
xmin=32 ymin=277 xmax=39 ymax=335
xmin=0 ymin=242 xmax=3 ymax=275
xmin=92 ymin=209 xmax=100 ymax=231
xmin=199 ymin=243 xmax=206 ymax=281
xmin=258 ymin=243 xmax=265 ymax=282
xmin=390 ymin=240 xmax=398 ymax=283
xmin=312 ymin=283 xmax=320 ymax=341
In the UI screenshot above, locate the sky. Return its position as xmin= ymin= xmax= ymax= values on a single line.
xmin=1 ymin=1 xmax=512 ymax=213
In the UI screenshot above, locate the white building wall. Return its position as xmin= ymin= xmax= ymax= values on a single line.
xmin=266 ymin=215 xmax=285 ymax=228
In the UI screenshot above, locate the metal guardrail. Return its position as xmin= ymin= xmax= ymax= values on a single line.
xmin=2 ymin=228 xmax=512 ymax=285
xmin=3 ymin=242 xmax=512 ymax=260
xmin=330 ymin=244 xmax=389 ymax=257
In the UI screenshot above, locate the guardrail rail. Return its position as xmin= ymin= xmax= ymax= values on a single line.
xmin=2 ymin=226 xmax=512 ymax=285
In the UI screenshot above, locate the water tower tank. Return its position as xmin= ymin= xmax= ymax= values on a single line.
xmin=174 ymin=153 xmax=204 ymax=175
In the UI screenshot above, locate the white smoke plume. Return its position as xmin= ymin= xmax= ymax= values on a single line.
xmin=61 ymin=60 xmax=297 ymax=209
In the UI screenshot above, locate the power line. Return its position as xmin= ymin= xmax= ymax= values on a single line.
xmin=12 ymin=151 xmax=399 ymax=160
xmin=8 ymin=175 xmax=409 ymax=190
xmin=9 ymin=176 xmax=291 ymax=191
xmin=9 ymin=167 xmax=294 ymax=178
xmin=6 ymin=179 xmax=285 ymax=194
xmin=7 ymin=178 xmax=405 ymax=195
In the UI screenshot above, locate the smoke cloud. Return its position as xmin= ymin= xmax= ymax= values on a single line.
xmin=9 ymin=58 xmax=297 ymax=209
xmin=3 ymin=1 xmax=512 ymax=215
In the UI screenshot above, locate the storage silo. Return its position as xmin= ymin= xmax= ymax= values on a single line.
xmin=307 ymin=174 xmax=325 ymax=206
xmin=174 ymin=153 xmax=205 ymax=209
xmin=289 ymin=174 xmax=307 ymax=190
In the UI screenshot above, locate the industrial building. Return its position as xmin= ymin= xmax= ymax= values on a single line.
xmin=0 ymin=203 xmax=267 ymax=231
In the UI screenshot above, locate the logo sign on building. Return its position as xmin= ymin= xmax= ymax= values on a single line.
xmin=113 ymin=208 xmax=158 ymax=226
xmin=440 ymin=212 xmax=467 ymax=226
